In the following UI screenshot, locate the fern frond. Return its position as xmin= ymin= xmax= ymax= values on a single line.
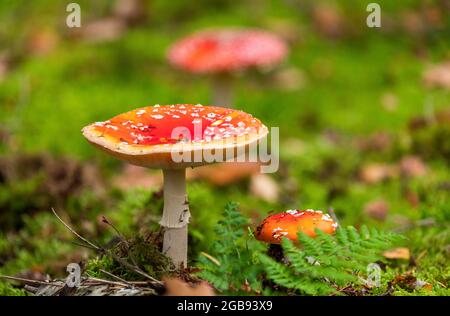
xmin=196 ymin=202 xmax=265 ymax=294
xmin=262 ymin=226 xmax=404 ymax=295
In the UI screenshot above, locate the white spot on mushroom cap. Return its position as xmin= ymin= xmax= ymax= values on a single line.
xmin=321 ymin=214 xmax=334 ymax=222
xmin=136 ymin=109 xmax=146 ymax=115
xmin=106 ymin=124 xmax=119 ymax=131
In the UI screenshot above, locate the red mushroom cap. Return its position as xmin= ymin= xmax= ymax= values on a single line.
xmin=82 ymin=104 xmax=268 ymax=169
xmin=255 ymin=209 xmax=338 ymax=244
xmin=168 ymin=28 xmax=288 ymax=74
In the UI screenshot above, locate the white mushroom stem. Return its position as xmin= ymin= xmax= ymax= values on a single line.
xmin=212 ymin=73 xmax=234 ymax=108
xmin=160 ymin=169 xmax=190 ymax=268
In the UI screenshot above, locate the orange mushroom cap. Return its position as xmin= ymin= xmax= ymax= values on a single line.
xmin=255 ymin=209 xmax=338 ymax=244
xmin=82 ymin=104 xmax=268 ymax=169
xmin=168 ymin=28 xmax=288 ymax=74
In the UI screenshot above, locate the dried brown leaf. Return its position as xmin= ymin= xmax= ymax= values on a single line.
xmin=423 ymin=61 xmax=450 ymax=90
xmin=113 ymin=0 xmax=147 ymax=25
xmin=359 ymin=163 xmax=396 ymax=184
xmin=383 ymin=247 xmax=411 ymax=260
xmin=27 ymin=28 xmax=59 ymax=56
xmin=399 ymin=155 xmax=427 ymax=178
xmin=78 ymin=18 xmax=126 ymax=43
xmin=249 ymin=174 xmax=279 ymax=203
xmin=272 ymin=67 xmax=306 ymax=91
xmin=364 ymin=199 xmax=389 ymax=221
xmin=113 ymin=165 xmax=163 ymax=190
xmin=312 ymin=4 xmax=345 ymax=39
xmin=187 ymin=162 xmax=261 ymax=186
xmin=381 ymin=92 xmax=398 ymax=112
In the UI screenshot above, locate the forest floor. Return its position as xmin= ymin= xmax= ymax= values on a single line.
xmin=0 ymin=0 xmax=448 ymax=295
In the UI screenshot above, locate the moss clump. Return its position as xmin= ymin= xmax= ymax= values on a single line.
xmin=0 ymin=282 xmax=28 ymax=296
xmin=86 ymin=235 xmax=172 ymax=281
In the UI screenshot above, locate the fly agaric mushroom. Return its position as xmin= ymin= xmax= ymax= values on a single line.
xmin=82 ymin=104 xmax=268 ymax=268
xmin=168 ymin=28 xmax=288 ymax=107
xmin=255 ymin=209 xmax=338 ymax=244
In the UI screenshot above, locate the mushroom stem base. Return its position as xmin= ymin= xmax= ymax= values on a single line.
xmin=160 ymin=169 xmax=190 ymax=268
xmin=162 ymin=226 xmax=188 ymax=269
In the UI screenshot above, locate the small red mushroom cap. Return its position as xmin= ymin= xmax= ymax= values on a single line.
xmin=168 ymin=28 xmax=288 ymax=74
xmin=255 ymin=209 xmax=338 ymax=244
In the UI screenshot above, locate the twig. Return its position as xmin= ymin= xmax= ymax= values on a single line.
xmin=127 ymin=281 xmax=156 ymax=285
xmin=52 ymin=207 xmax=101 ymax=251
xmin=100 ymin=216 xmax=141 ymax=270
xmin=393 ymin=217 xmax=437 ymax=233
xmin=100 ymin=216 xmax=126 ymax=241
xmin=51 ymin=208 xmax=101 ymax=251
xmin=0 ymin=275 xmax=63 ymax=287
xmin=51 ymin=209 xmax=163 ymax=286
xmin=99 ymin=269 xmax=133 ymax=287
xmin=69 ymin=240 xmax=99 ymax=251
xmin=84 ymin=276 xmax=130 ymax=288
xmin=108 ymin=251 xmax=163 ymax=285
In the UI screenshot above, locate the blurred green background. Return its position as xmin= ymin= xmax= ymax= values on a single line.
xmin=0 ymin=0 xmax=449 ymax=295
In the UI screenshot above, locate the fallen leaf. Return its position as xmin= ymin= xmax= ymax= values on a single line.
xmin=113 ymin=0 xmax=147 ymax=26
xmin=27 ymin=28 xmax=59 ymax=56
xmin=381 ymin=92 xmax=398 ymax=112
xmin=359 ymin=163 xmax=396 ymax=184
xmin=408 ymin=110 xmax=450 ymax=130
xmin=113 ymin=165 xmax=163 ymax=190
xmin=423 ymin=61 xmax=450 ymax=90
xmin=163 ymin=277 xmax=215 ymax=296
xmin=357 ymin=132 xmax=393 ymax=152
xmin=383 ymin=247 xmax=411 ymax=260
xmin=422 ymin=6 xmax=444 ymax=28
xmin=404 ymin=190 xmax=420 ymax=208
xmin=0 ymin=52 xmax=11 ymax=82
xmin=364 ymin=199 xmax=389 ymax=221
xmin=312 ymin=4 xmax=345 ymax=39
xmin=399 ymin=155 xmax=427 ymax=177
xmin=76 ymin=18 xmax=126 ymax=43
xmin=415 ymin=280 xmax=433 ymax=291
xmin=388 ymin=272 xmax=433 ymax=292
xmin=401 ymin=10 xmax=426 ymax=36
xmin=265 ymin=18 xmax=302 ymax=44
xmin=0 ymin=126 xmax=11 ymax=146
xmin=249 ymin=174 xmax=279 ymax=203
xmin=15 ymin=269 xmax=49 ymax=282
xmin=187 ymin=162 xmax=261 ymax=186
xmin=272 ymin=67 xmax=306 ymax=91
xmin=388 ymin=272 xmax=417 ymax=292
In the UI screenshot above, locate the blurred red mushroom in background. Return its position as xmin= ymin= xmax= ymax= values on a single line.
xmin=168 ymin=28 xmax=288 ymax=107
